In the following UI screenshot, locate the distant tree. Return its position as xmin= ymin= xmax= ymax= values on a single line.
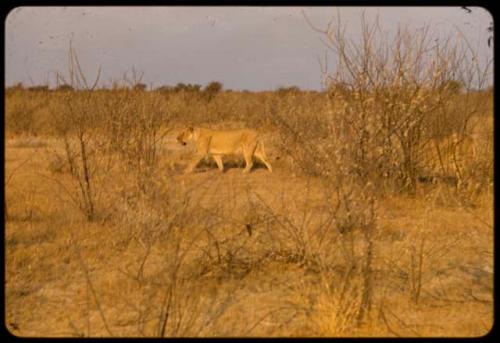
xmin=204 ymin=81 xmax=223 ymax=94
xmin=174 ymin=83 xmax=201 ymax=92
xmin=56 ymin=84 xmax=74 ymax=92
xmin=276 ymin=85 xmax=301 ymax=95
xmin=172 ymin=83 xmax=183 ymax=92
xmin=440 ymin=80 xmax=463 ymax=94
xmin=12 ymin=82 xmax=24 ymax=90
xmin=6 ymin=82 xmax=24 ymax=91
xmin=156 ymin=85 xmax=173 ymax=93
xmin=187 ymin=84 xmax=202 ymax=92
xmin=133 ymin=83 xmax=147 ymax=91
xmin=203 ymin=81 xmax=223 ymax=101
xmin=27 ymin=85 xmax=49 ymax=92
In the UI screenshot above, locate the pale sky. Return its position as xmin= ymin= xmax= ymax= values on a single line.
xmin=4 ymin=6 xmax=493 ymax=90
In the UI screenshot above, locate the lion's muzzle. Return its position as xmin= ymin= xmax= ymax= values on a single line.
xmin=176 ymin=135 xmax=187 ymax=145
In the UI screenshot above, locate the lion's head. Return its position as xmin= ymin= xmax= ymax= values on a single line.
xmin=176 ymin=127 xmax=195 ymax=146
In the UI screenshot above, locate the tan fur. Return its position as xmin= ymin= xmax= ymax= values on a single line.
xmin=177 ymin=126 xmax=273 ymax=174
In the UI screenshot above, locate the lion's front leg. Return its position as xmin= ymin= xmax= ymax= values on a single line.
xmin=185 ymin=154 xmax=204 ymax=174
xmin=242 ymin=147 xmax=254 ymax=173
xmin=212 ymin=155 xmax=224 ymax=172
xmin=185 ymin=138 xmax=210 ymax=174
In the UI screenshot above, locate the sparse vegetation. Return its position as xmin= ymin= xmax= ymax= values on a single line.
xmin=5 ymin=16 xmax=493 ymax=338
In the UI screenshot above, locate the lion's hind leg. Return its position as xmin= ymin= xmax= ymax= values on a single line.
xmin=254 ymin=141 xmax=273 ymax=172
xmin=242 ymin=145 xmax=255 ymax=173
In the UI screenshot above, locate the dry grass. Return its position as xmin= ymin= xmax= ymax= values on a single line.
xmin=5 ymin=97 xmax=493 ymax=336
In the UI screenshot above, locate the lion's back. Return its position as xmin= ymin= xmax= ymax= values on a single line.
xmin=201 ymin=128 xmax=259 ymax=154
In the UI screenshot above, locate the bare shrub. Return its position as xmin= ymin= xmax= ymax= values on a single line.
xmin=84 ymin=168 xmax=246 ymax=337
xmin=98 ymin=87 xmax=172 ymax=191
xmin=267 ymin=92 xmax=333 ymax=177
xmin=50 ymin=42 xmax=105 ymax=222
xmin=294 ymin=12 xmax=492 ymax=196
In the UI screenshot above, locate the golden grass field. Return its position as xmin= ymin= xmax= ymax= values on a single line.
xmin=4 ymin=87 xmax=493 ymax=337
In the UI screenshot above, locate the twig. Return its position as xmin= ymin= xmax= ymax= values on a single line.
xmin=73 ymin=240 xmax=114 ymax=336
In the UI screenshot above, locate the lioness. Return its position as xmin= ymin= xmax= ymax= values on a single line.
xmin=176 ymin=126 xmax=273 ymax=174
